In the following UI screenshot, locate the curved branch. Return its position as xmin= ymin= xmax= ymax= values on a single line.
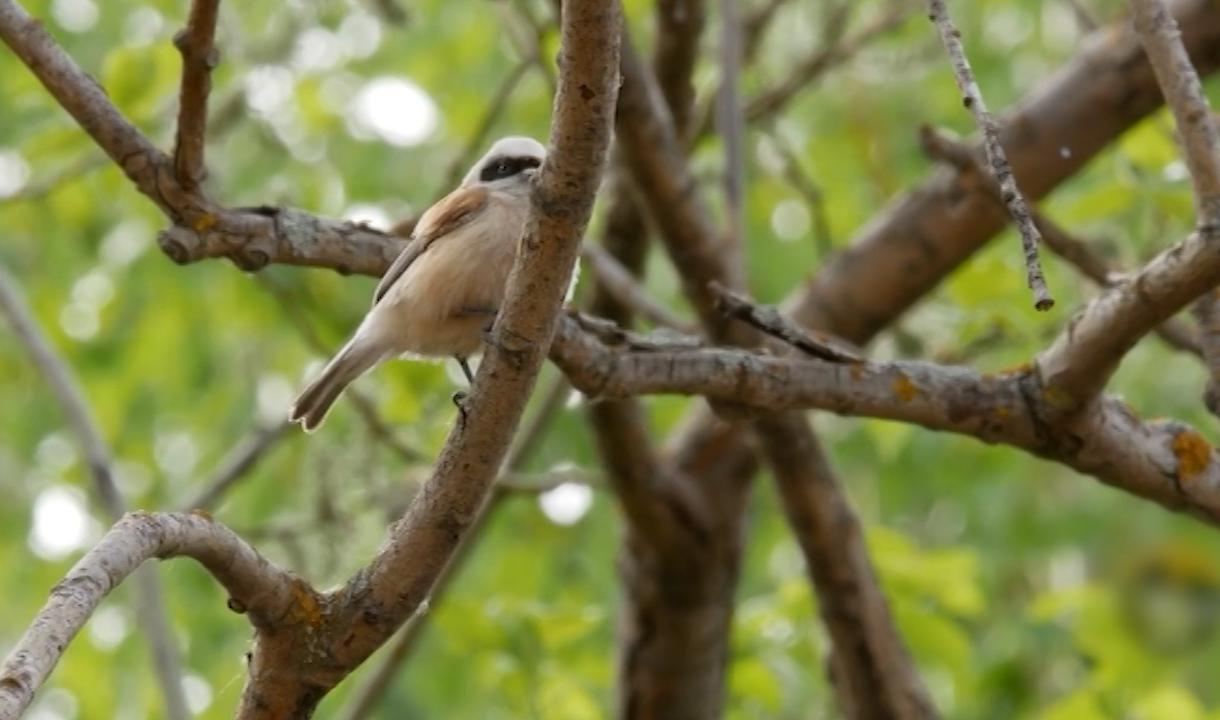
xmin=0 ymin=512 xmax=299 ymax=719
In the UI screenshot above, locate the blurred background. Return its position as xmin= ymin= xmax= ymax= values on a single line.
xmin=3 ymin=0 xmax=1220 ymax=717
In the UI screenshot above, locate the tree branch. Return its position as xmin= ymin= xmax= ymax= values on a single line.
xmin=1131 ymin=0 xmax=1220 ymax=224
xmin=0 ymin=512 xmax=300 ymax=719
xmin=172 ymin=0 xmax=221 ymax=189
xmin=237 ymin=2 xmax=621 ymax=714
xmin=581 ymin=244 xmax=691 ymax=331
xmin=928 ymin=0 xmax=1053 ymax=310
xmin=181 ymin=422 xmax=293 ymax=511
xmin=918 ymin=124 xmax=1202 ymax=357
xmin=1130 ymin=0 xmax=1220 ymax=417
xmin=616 ymin=27 xmax=934 ymax=716
xmin=549 ymin=315 xmax=1220 ymax=525
xmin=0 ymin=264 xmax=190 ymax=720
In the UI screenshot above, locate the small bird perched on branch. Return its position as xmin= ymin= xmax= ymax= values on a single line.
xmin=289 ymin=136 xmax=546 ymax=431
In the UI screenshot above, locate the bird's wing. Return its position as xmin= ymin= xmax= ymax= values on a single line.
xmin=372 ymin=186 xmax=490 ymax=306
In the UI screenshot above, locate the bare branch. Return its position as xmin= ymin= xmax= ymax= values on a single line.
xmin=173 ymin=0 xmax=221 ymax=189
xmin=710 ymin=282 xmax=862 ymax=362
xmin=654 ymin=0 xmax=706 ymax=139
xmin=617 ymin=27 xmax=934 ymax=716
xmin=181 ymin=422 xmax=293 ymax=511
xmin=1193 ymin=293 xmax=1220 ymax=415
xmin=246 ymin=3 xmax=623 ymax=714
xmin=549 ymin=316 xmax=1220 ymax=525
xmin=928 ymin=0 xmax=1054 ymax=311
xmin=0 ymin=512 xmax=299 ymax=719
xmin=754 ymin=423 xmax=936 ymax=718
xmin=696 ymin=4 xmax=913 ymax=140
xmin=791 ymin=0 xmax=1220 ymax=344
xmin=581 ymin=244 xmax=692 ymax=331
xmin=1036 ymin=226 xmax=1220 ymax=414
xmin=337 ymin=374 xmax=574 ymax=720
xmin=0 ymin=264 xmax=190 ymax=719
xmin=1131 ymin=0 xmax=1220 ymax=224
xmin=717 ymin=0 xmax=745 ymax=239
xmin=918 ymin=124 xmax=1201 ymax=356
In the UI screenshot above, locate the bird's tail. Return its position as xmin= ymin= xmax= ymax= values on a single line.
xmin=289 ymin=339 xmax=381 ymax=432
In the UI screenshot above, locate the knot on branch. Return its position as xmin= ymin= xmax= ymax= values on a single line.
xmin=157 ymin=226 xmax=197 ymax=265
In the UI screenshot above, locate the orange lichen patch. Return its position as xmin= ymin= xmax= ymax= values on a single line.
xmin=1042 ymin=386 xmax=1077 ymax=411
xmin=192 ymin=213 xmax=217 ymax=232
xmin=188 ymin=508 xmax=213 ymax=521
xmin=892 ymin=373 xmax=918 ymax=402
xmin=1172 ymin=430 xmax=1212 ymax=482
xmin=291 ymin=580 xmax=325 ymax=627
xmin=849 ymin=362 xmax=864 ymax=380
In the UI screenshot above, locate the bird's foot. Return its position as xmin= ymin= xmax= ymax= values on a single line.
xmin=451 ymin=390 xmax=468 ymax=425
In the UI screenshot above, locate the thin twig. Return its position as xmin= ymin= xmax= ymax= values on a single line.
xmin=173 ymin=0 xmax=221 ymax=189
xmin=258 ymin=275 xmax=421 ymax=462
xmin=181 ymin=422 xmax=292 ymax=510
xmin=719 ymin=0 xmax=746 ymax=241
xmin=919 ymin=124 xmax=1201 ymax=356
xmin=438 ymin=60 xmax=534 ymax=193
xmin=1192 ymin=293 xmax=1220 ymax=416
xmin=710 ymin=281 xmax=862 ymax=362
xmin=581 ymin=245 xmax=692 ymax=331
xmin=694 ymin=3 xmax=912 ymax=140
xmin=928 ymin=0 xmax=1054 ymax=311
xmin=0 ymin=264 xmax=190 ymax=720
xmin=769 ymin=133 xmax=833 ymax=254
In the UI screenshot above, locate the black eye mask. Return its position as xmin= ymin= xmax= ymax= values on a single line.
xmin=479 ymin=155 xmax=542 ymax=182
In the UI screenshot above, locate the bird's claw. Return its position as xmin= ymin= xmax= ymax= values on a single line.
xmin=451 ymin=390 xmax=468 ymax=425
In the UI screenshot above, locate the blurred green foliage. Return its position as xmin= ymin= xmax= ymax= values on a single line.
xmin=2 ymin=0 xmax=1220 ymax=717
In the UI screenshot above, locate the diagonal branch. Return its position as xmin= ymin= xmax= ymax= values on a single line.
xmin=918 ymin=124 xmax=1201 ymax=357
xmin=1130 ymin=0 xmax=1220 ymax=417
xmin=928 ymin=0 xmax=1053 ymax=310
xmin=1131 ymin=0 xmax=1220 ymax=224
xmin=172 ymin=0 xmax=221 ymax=189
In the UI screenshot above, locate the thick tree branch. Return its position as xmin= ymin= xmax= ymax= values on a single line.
xmin=0 ymin=512 xmax=300 ymax=719
xmin=172 ymin=0 xmax=221 ymax=189
xmin=616 ymin=28 xmax=935 ymax=717
xmin=928 ymin=0 xmax=1053 ymax=310
xmin=549 ymin=315 xmax=1220 ymax=525
xmin=233 ymin=2 xmax=621 ymax=715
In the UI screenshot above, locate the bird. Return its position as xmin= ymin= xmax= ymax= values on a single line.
xmin=288 ymin=136 xmax=546 ymax=431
